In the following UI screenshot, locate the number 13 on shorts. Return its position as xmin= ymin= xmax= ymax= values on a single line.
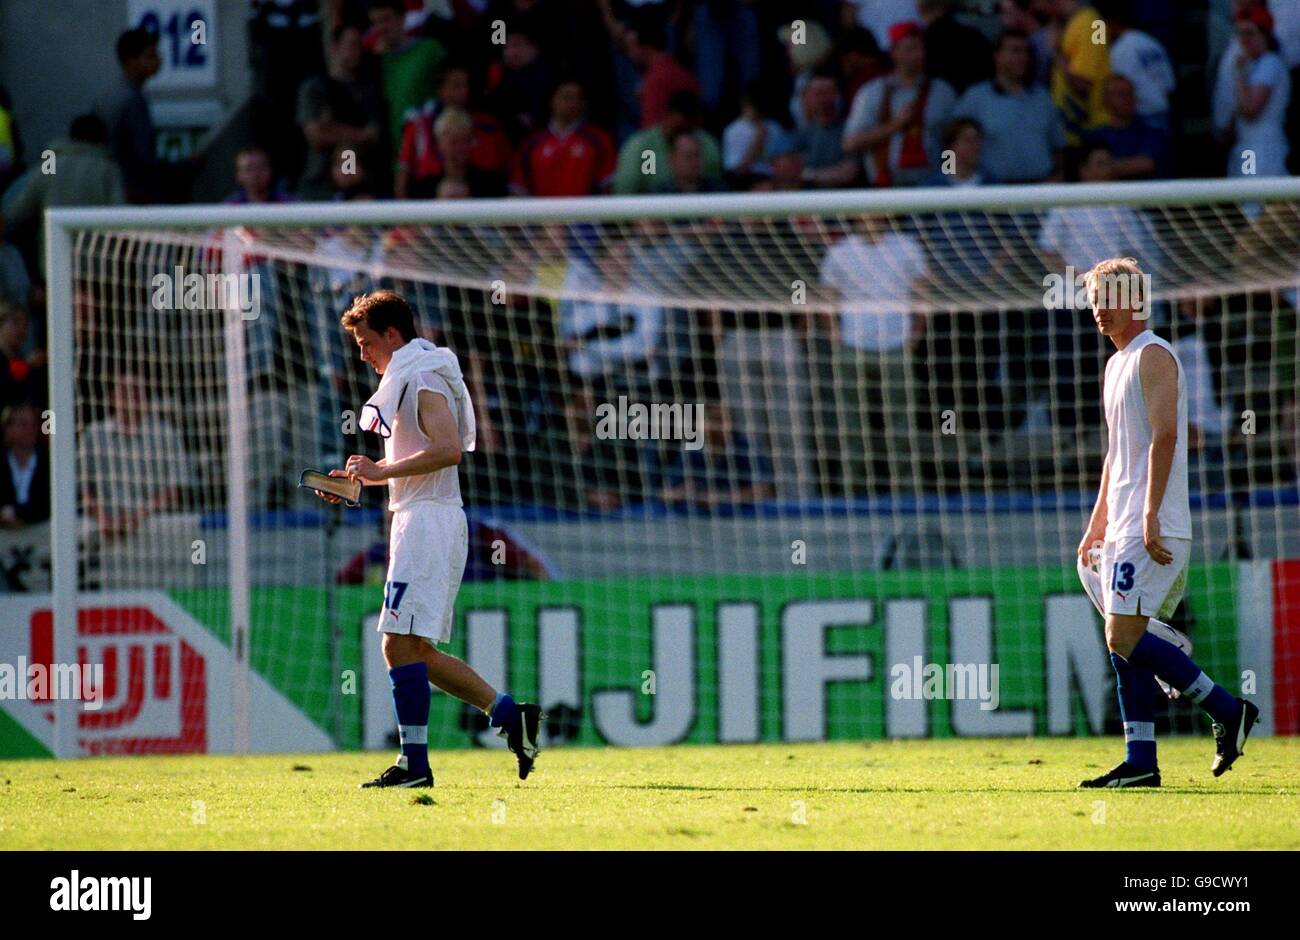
xmin=1111 ymin=562 xmax=1135 ymax=592
xmin=383 ymin=580 xmax=409 ymax=614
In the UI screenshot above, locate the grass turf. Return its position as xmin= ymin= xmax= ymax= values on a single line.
xmin=1 ymin=737 xmax=1297 ymax=850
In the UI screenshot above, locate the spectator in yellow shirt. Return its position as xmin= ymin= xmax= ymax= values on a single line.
xmin=1046 ymin=1 xmax=1111 ymax=142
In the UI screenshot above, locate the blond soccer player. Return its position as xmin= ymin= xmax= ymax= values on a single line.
xmin=1075 ymin=257 xmax=1258 ymax=788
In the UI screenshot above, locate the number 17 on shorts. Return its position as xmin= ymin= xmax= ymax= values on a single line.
xmin=383 ymin=580 xmax=408 ymax=617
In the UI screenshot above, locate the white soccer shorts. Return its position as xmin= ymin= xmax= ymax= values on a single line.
xmin=1093 ymin=536 xmax=1191 ymax=620
xmin=378 ymin=501 xmax=468 ymax=645
xmin=1078 ymin=537 xmax=1193 ymax=699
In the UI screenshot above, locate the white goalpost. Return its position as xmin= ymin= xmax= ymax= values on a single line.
xmin=42 ymin=178 xmax=1300 ymax=758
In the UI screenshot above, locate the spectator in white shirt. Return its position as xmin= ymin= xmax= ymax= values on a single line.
xmin=1218 ymin=0 xmax=1300 ymax=70
xmin=1037 ymin=144 xmax=1158 ymax=275
xmin=842 ymin=0 xmax=923 ymax=51
xmin=722 ymin=88 xmax=784 ymax=184
xmin=1266 ymin=0 xmax=1300 ymax=171
xmin=1096 ymin=0 xmax=1175 ymax=130
xmin=1171 ymin=296 xmax=1232 ymax=493
xmin=559 ymin=240 xmax=663 ymax=389
xmin=1214 ymin=4 xmax=1291 ymax=177
xmin=77 ymin=373 xmax=190 ymax=542
xmin=1174 ymin=328 xmax=1229 ymax=442
xmin=843 ymin=20 xmax=956 ymax=186
xmin=817 ymin=215 xmax=930 ymax=494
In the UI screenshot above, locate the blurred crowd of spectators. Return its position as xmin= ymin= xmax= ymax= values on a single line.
xmin=0 ymin=0 xmax=1298 ymax=530
xmin=5 ymin=1 xmax=1297 ymax=216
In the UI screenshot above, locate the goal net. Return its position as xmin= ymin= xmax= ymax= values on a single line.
xmin=38 ymin=181 xmax=1300 ymax=756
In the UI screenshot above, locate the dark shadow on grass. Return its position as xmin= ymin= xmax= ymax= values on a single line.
xmin=430 ymin=781 xmax=1288 ymax=796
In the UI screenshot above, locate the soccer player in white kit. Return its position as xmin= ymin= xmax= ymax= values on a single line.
xmin=1075 ymin=258 xmax=1258 ymax=788
xmin=326 ymin=291 xmax=542 ymax=787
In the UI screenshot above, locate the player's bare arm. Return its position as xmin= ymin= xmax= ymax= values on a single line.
xmin=1139 ymin=343 xmax=1179 ymax=566
xmin=339 ymin=393 xmax=461 ymax=488
xmin=357 ymin=390 xmax=461 ymax=483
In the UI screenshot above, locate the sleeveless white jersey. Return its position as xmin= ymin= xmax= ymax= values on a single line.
xmin=384 ymin=370 xmax=463 ymax=511
xmin=1103 ymin=331 xmax=1191 ymax=541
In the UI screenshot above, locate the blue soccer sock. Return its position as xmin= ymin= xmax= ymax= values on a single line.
xmin=1127 ymin=631 xmax=1237 ymax=725
xmin=389 ymin=662 xmax=431 ymax=775
xmin=1111 ymin=651 xmax=1157 ymax=770
xmin=487 ymin=691 xmax=519 ymax=730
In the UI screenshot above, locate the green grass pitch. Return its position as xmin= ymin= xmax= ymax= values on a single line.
xmin=2 ymin=738 xmax=1297 ymax=850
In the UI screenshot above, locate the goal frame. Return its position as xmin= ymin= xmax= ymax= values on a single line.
xmin=45 ymin=177 xmax=1300 ymax=757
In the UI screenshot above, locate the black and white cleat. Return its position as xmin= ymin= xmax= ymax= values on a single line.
xmin=1078 ymin=761 xmax=1161 ymax=788
xmin=359 ymin=764 xmax=434 ymax=789
xmin=501 ymin=703 xmax=545 ymax=780
xmin=1211 ymin=698 xmax=1260 ymax=777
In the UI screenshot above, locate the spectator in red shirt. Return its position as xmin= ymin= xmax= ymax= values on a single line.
xmin=510 ymin=79 xmax=616 ymax=196
xmin=396 ymin=63 xmax=512 ymax=198
xmin=624 ymin=21 xmax=700 ymax=129
xmin=421 ymin=109 xmax=507 ymax=197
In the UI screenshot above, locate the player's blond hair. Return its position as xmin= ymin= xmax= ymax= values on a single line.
xmin=1084 ymin=256 xmax=1147 ymax=315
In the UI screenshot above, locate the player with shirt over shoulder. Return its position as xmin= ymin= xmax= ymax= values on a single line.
xmin=326 ymin=290 xmax=542 ymax=787
xmin=1075 ymin=258 xmax=1259 ymax=788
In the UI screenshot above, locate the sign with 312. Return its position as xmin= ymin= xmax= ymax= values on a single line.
xmin=126 ymin=0 xmax=216 ymax=92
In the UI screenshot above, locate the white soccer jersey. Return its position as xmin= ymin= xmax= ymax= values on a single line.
xmin=1108 ymin=31 xmax=1175 ymax=116
xmin=384 ymin=370 xmax=463 ymax=511
xmin=1103 ymin=331 xmax=1191 ymax=541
